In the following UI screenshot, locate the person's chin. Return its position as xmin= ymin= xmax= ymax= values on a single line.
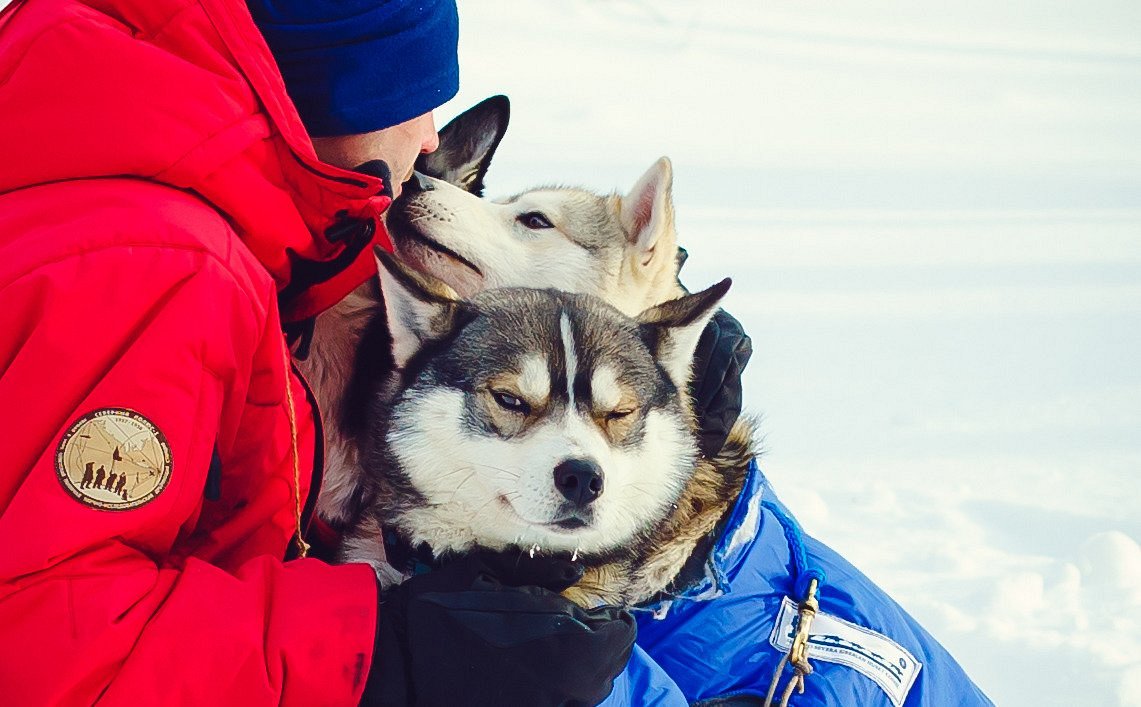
xmin=389 ymin=171 xmax=414 ymax=200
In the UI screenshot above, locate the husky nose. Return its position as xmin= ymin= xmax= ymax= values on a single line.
xmin=554 ymin=458 xmax=604 ymax=506
xmin=404 ymin=171 xmax=434 ymax=195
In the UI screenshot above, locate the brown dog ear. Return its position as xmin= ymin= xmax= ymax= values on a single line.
xmin=374 ymin=247 xmax=465 ymax=368
xmin=620 ymin=157 xmax=675 ymax=268
xmin=637 ymin=278 xmax=732 ymax=388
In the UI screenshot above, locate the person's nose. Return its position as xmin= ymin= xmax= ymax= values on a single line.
xmin=421 ymin=116 xmax=440 ymax=154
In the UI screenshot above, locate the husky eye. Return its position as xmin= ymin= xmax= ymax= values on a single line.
xmin=606 ymin=409 xmax=635 ymax=421
xmin=517 ymin=211 xmax=554 ymax=230
xmin=492 ymin=390 xmax=531 ymax=415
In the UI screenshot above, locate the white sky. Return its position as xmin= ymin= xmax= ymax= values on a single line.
xmin=450 ymin=1 xmax=1140 ymax=211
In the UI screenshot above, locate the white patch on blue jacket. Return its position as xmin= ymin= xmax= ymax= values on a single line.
xmin=724 ymin=484 xmax=763 ymax=560
xmin=770 ymin=597 xmax=923 ymax=707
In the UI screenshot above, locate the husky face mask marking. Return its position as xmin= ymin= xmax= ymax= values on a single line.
xmin=368 ymin=250 xmax=730 ymax=559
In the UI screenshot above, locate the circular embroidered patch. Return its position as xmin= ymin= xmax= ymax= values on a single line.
xmin=56 ymin=408 xmax=172 ymax=511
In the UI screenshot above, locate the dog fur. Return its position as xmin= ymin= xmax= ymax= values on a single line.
xmin=304 ymin=96 xmax=757 ymax=606
xmin=343 ymin=251 xmax=750 ymax=607
xmin=302 ymin=96 xmax=695 ymax=527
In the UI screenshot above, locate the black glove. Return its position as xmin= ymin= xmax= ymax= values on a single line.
xmin=363 ymin=550 xmax=637 ymax=707
xmin=679 ymin=248 xmax=753 ymax=458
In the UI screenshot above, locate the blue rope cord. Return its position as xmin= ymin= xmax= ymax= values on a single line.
xmin=761 ymin=499 xmax=826 ymax=602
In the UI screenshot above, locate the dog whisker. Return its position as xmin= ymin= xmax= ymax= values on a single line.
xmin=432 ymin=466 xmax=479 ymax=481
xmin=447 ymin=470 xmax=477 ymax=503
xmin=465 ymin=461 xmax=521 ymax=478
xmin=468 ymin=492 xmax=509 ymax=520
xmin=623 ymin=482 xmax=659 ymax=501
xmin=621 ymin=483 xmax=670 ymax=517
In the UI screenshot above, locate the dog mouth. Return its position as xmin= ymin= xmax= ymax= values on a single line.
xmin=398 ymin=228 xmax=484 ymax=278
xmin=554 ymin=517 xmax=589 ymax=530
xmin=386 ymin=205 xmax=485 ymax=293
xmin=498 ymin=495 xmax=594 ymax=533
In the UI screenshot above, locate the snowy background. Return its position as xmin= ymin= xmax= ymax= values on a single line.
xmin=445 ymin=2 xmax=1141 ymax=705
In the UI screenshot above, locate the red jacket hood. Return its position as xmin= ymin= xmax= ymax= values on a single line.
xmin=0 ymin=0 xmax=391 ymax=320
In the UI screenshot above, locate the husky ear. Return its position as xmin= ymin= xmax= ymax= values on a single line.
xmin=638 ymin=278 xmax=731 ymax=388
xmin=374 ymin=248 xmax=465 ymax=368
xmin=621 ymin=157 xmax=675 ymax=268
xmin=415 ymin=95 xmax=510 ymax=196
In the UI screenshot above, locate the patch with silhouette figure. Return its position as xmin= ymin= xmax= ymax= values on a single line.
xmin=55 ymin=408 xmax=172 ymax=511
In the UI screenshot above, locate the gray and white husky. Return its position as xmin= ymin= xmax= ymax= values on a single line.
xmin=345 ymin=251 xmax=745 ymax=606
xmin=305 ymin=96 xmax=755 ymax=605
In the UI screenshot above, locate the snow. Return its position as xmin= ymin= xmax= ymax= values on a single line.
xmin=445 ymin=2 xmax=1141 ymax=705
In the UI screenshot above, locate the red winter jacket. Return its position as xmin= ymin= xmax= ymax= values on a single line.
xmin=0 ymin=0 xmax=394 ymax=704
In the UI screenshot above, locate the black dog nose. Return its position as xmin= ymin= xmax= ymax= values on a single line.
xmin=403 ymin=170 xmax=434 ymax=195
xmin=554 ymin=458 xmax=604 ymax=506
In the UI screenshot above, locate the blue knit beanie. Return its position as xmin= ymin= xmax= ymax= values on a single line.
xmin=248 ymin=0 xmax=459 ymax=137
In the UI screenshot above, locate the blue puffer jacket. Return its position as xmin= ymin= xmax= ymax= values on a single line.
xmin=601 ymin=462 xmax=994 ymax=706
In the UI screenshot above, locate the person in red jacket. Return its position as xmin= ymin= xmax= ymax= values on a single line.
xmin=0 ymin=0 xmax=634 ymax=704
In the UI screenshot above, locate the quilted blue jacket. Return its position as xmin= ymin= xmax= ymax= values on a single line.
xmin=601 ymin=462 xmax=994 ymax=706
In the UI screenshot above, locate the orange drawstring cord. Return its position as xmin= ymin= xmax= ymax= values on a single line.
xmin=282 ymin=337 xmax=311 ymax=559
